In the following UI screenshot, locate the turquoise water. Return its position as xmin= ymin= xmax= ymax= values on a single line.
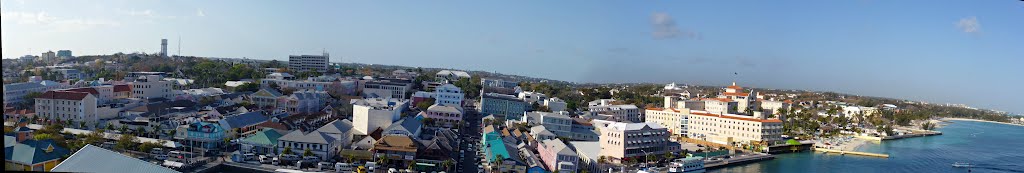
xmin=709 ymin=120 xmax=1024 ymax=173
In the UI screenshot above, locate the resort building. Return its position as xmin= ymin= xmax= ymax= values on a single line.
xmin=687 ymin=110 xmax=784 ymax=146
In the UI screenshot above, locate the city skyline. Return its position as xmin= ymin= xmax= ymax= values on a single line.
xmin=3 ymin=0 xmax=1022 ymax=114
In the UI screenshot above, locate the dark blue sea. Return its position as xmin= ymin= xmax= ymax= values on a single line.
xmin=709 ymin=120 xmax=1024 ymax=173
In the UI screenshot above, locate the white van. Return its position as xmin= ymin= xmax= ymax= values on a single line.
xmin=335 ymin=163 xmax=353 ymax=172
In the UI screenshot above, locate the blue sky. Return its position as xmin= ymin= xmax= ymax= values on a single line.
xmin=3 ymin=0 xmax=1022 ymax=114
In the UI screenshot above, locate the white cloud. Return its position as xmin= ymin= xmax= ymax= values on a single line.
xmin=196 ymin=9 xmax=205 ymax=17
xmin=955 ymin=16 xmax=981 ymax=33
xmin=1 ymin=10 xmax=120 ymax=32
xmin=130 ymin=9 xmax=155 ymax=17
xmin=651 ymin=12 xmax=701 ymax=40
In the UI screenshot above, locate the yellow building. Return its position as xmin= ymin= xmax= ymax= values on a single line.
xmin=5 ymin=136 xmax=69 ymax=172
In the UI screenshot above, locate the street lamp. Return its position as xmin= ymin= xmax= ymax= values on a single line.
xmin=640 ymin=149 xmax=650 ymax=168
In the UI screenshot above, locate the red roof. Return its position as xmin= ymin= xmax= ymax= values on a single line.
xmin=690 ymin=111 xmax=782 ymax=123
xmin=723 ymin=92 xmax=748 ymax=97
xmin=727 ymin=85 xmax=743 ymax=90
xmin=113 ymin=84 xmax=131 ymax=92
xmin=702 ymin=98 xmax=734 ymax=102
xmin=63 ymin=87 xmax=100 ymax=95
xmin=37 ymin=91 xmax=92 ymax=101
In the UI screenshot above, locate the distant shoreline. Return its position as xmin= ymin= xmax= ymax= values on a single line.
xmin=941 ymin=118 xmax=1024 ymax=127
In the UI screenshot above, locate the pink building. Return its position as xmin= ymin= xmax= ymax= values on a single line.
xmin=423 ymin=104 xmax=463 ymax=128
xmin=598 ymin=122 xmax=671 ymax=163
xmin=537 ymin=138 xmax=577 ymax=173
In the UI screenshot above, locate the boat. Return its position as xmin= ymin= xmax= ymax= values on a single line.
xmin=951 ymin=162 xmax=973 ymax=168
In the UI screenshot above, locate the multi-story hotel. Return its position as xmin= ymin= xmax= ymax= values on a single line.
xmin=34 ymin=90 xmax=98 ymax=124
xmin=687 ymin=110 xmax=784 ymax=146
xmin=644 ymin=107 xmax=690 ymax=137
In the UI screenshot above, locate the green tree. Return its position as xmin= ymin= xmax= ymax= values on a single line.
xmin=235 ymin=82 xmax=260 ymax=92
xmin=283 ymin=147 xmax=293 ymax=155
xmin=115 ymin=134 xmax=139 ymax=151
xmin=416 ymin=98 xmax=435 ymax=110
xmin=138 ymin=141 xmax=163 ymax=153
xmin=303 ymin=148 xmax=313 ymax=156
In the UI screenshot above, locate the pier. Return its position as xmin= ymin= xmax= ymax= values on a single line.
xmin=813 ymin=148 xmax=889 ymax=158
xmin=704 ymin=154 xmax=776 ymax=169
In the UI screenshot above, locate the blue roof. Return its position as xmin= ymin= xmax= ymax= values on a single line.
xmin=219 ymin=112 xmax=269 ymax=129
xmin=3 ymin=82 xmax=43 ymax=91
xmin=4 ymin=139 xmax=70 ymax=165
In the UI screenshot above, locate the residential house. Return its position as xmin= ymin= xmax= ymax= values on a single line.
xmin=218 ymin=111 xmax=270 ymax=139
xmin=537 ymin=139 xmax=578 ymax=173
xmin=239 ymin=128 xmax=285 ymax=155
xmin=4 ymin=137 xmax=70 ymax=171
xmin=175 ymin=121 xmax=226 ymax=150
xmin=277 ymin=130 xmax=339 ymax=160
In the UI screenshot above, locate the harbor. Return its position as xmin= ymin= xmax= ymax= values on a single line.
xmin=812 ymin=148 xmax=889 ymax=158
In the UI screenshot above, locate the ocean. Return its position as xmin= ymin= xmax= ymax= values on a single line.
xmin=708 ymin=120 xmax=1024 ymax=173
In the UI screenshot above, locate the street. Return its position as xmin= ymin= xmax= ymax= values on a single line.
xmin=458 ymin=105 xmax=482 ymax=173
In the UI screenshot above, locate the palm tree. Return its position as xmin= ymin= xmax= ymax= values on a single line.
xmin=441 ymin=159 xmax=454 ymax=172
xmin=492 ymin=155 xmax=505 ymax=173
xmin=407 ymin=160 xmax=417 ymax=172
xmin=377 ymin=155 xmax=390 ymax=167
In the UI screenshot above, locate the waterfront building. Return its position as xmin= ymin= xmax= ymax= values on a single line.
xmin=687 ymin=110 xmax=784 ymax=147
xmin=645 ymin=107 xmax=690 ymax=137
xmin=598 ymin=122 xmax=671 ymax=163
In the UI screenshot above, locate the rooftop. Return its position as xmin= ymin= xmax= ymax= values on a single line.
xmin=52 ymin=145 xmax=180 ymax=173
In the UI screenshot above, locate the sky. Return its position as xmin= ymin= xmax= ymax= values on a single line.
xmin=2 ymin=0 xmax=1023 ymax=114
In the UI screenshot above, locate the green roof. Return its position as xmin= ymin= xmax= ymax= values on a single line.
xmin=241 ymin=128 xmax=284 ymax=146
xmin=485 ymin=139 xmax=510 ymax=161
xmin=5 ymin=139 xmax=70 ymax=165
xmin=786 ymin=139 xmax=801 ymax=145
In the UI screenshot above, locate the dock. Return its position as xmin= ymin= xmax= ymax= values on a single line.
xmin=813 ymin=148 xmax=889 ymax=158
xmin=704 ymin=154 xmax=775 ymax=169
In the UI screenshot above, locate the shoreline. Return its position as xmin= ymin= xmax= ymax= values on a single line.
xmin=940 ymin=118 xmax=1024 ymax=127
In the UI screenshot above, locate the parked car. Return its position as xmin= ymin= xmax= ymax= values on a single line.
xmin=259 ymin=155 xmax=272 ymax=164
xmin=302 ymin=156 xmax=321 ymax=163
xmin=335 ymin=163 xmax=354 ymax=172
xmin=154 ymin=154 xmax=169 ymax=160
xmin=317 ymin=162 xmax=333 ymax=171
xmin=243 ymin=153 xmax=256 ymax=161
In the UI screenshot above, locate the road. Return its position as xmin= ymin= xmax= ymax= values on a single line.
xmin=458 ymin=105 xmax=482 ymax=173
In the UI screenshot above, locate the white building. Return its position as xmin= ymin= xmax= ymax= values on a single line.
xmin=587 ymin=99 xmax=641 ymax=123
xmin=288 ymin=53 xmax=329 ymax=73
xmin=524 ymin=112 xmax=573 ymax=138
xmin=433 ymin=84 xmax=463 ymax=106
xmin=360 ymin=78 xmax=413 ymax=99
xmin=35 ymin=90 xmax=98 ymax=124
xmin=131 ymin=75 xmax=172 ymax=100
xmin=434 ymin=70 xmax=470 ymax=83
xmin=544 ymin=97 xmax=567 ymax=112
xmin=598 ymin=122 xmax=671 ymax=163
xmin=351 ymin=98 xmax=408 ymax=135
xmin=518 ymin=91 xmax=547 ymax=104
xmin=687 ymin=110 xmax=784 ymax=147
xmin=644 ymin=107 xmax=690 ymax=137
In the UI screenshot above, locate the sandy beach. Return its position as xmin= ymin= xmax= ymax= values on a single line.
xmin=837 ymin=138 xmax=868 ymax=151
xmin=941 ymin=118 xmax=1024 ymax=127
